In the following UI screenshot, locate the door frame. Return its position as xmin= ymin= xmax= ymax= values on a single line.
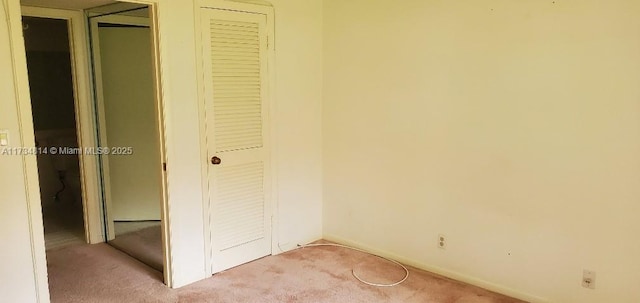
xmin=88 ymin=13 xmax=152 ymax=242
xmin=20 ymin=6 xmax=105 ymax=246
xmin=4 ymin=1 xmax=50 ymax=301
xmin=8 ymin=0 xmax=173 ymax=296
xmin=87 ymin=2 xmax=173 ymax=286
xmin=143 ymin=2 xmax=173 ymax=287
xmin=194 ymin=0 xmax=277 ymax=276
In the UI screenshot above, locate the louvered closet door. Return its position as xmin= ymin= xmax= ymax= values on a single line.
xmin=201 ymin=8 xmax=271 ymax=273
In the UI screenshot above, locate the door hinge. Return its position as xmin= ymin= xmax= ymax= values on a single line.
xmin=162 ymin=162 xmax=167 ymax=171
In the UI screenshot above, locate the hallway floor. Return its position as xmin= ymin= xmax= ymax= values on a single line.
xmin=43 ymin=200 xmax=85 ymax=251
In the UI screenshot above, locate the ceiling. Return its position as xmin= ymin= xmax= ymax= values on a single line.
xmin=21 ymin=0 xmax=116 ymax=10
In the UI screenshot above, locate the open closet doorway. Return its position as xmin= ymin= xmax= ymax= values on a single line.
xmin=87 ymin=2 xmax=168 ymax=276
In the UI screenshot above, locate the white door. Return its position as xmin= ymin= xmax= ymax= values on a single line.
xmin=201 ymin=8 xmax=272 ymax=273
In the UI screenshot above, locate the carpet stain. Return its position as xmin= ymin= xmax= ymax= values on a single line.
xmin=266 ymin=266 xmax=285 ymax=274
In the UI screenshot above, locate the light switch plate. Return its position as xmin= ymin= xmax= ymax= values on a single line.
xmin=0 ymin=130 xmax=8 ymax=146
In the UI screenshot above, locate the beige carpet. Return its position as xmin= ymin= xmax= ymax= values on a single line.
xmin=109 ymin=225 xmax=163 ymax=272
xmin=114 ymin=221 xmax=161 ymax=236
xmin=46 ymin=242 xmax=527 ymax=303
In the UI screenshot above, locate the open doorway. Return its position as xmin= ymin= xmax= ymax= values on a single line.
xmin=87 ymin=3 xmax=165 ymax=274
xmin=22 ymin=16 xmax=85 ymax=251
xmin=18 ymin=0 xmax=169 ymax=286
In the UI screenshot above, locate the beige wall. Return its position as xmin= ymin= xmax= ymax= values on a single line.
xmin=268 ymin=0 xmax=324 ymax=250
xmin=0 ymin=1 xmax=48 ymax=302
xmin=323 ymin=0 xmax=640 ymax=302
xmin=156 ymin=0 xmax=323 ymax=287
xmin=154 ymin=0 xmax=207 ymax=286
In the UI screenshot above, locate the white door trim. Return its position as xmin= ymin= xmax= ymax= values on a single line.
xmin=87 ymin=2 xmax=173 ymax=287
xmin=145 ymin=2 xmax=173 ymax=287
xmin=195 ymin=0 xmax=277 ymax=276
xmin=20 ymin=6 xmax=105 ymax=245
xmin=87 ymin=0 xmax=173 ymax=287
xmin=88 ymin=13 xmax=151 ymax=241
xmin=5 ymin=0 xmax=49 ymax=302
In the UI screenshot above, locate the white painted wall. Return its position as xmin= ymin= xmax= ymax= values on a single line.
xmin=268 ymin=0 xmax=324 ymax=250
xmin=153 ymin=0 xmax=207 ymax=287
xmin=323 ymin=0 xmax=640 ymax=302
xmin=156 ymin=0 xmax=323 ymax=287
xmin=0 ymin=1 xmax=49 ymax=302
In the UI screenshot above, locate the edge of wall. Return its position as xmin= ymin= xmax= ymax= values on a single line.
xmin=273 ymin=235 xmax=323 ymax=255
xmin=323 ymin=233 xmax=549 ymax=303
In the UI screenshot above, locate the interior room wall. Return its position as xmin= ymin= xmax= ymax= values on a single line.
xmin=156 ymin=0 xmax=323 ymax=287
xmin=0 ymin=2 xmax=47 ymax=302
xmin=268 ymin=0 xmax=324 ymax=250
xmin=322 ymin=0 xmax=640 ymax=302
xmin=153 ymin=0 xmax=208 ymax=286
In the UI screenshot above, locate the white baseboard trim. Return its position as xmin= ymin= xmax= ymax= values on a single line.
xmin=273 ymin=235 xmax=322 ymax=255
xmin=322 ymin=233 xmax=549 ymax=303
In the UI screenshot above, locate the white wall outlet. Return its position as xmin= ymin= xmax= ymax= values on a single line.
xmin=582 ymin=269 xmax=596 ymax=289
xmin=0 ymin=130 xmax=9 ymax=146
xmin=438 ymin=234 xmax=446 ymax=249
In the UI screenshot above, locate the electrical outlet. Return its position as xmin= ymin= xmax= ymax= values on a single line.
xmin=582 ymin=270 xmax=596 ymax=289
xmin=0 ymin=130 xmax=9 ymax=146
xmin=438 ymin=234 xmax=446 ymax=249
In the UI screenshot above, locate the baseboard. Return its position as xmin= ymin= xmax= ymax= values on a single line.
xmin=322 ymin=233 xmax=549 ymax=303
xmin=273 ymin=235 xmax=322 ymax=254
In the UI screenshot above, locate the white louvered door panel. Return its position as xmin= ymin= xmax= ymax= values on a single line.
xmin=201 ymin=8 xmax=272 ymax=273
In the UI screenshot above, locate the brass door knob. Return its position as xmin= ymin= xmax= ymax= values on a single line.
xmin=211 ymin=156 xmax=222 ymax=165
